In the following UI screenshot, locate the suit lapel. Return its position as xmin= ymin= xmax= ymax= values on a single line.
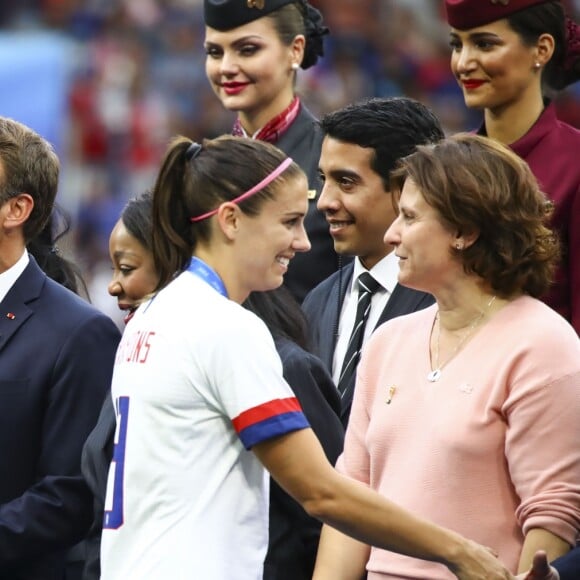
xmin=323 ymin=264 xmax=353 ymax=371
xmin=0 ymin=259 xmax=44 ymax=353
xmin=324 ymin=265 xmax=356 ymax=422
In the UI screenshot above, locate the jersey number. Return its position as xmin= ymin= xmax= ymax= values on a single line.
xmin=103 ymin=396 xmax=130 ymax=529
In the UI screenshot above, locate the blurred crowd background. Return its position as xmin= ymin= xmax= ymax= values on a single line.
xmin=1 ymin=0 xmax=580 ymax=322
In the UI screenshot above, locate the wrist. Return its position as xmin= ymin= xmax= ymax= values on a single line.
xmin=440 ymin=533 xmax=474 ymax=572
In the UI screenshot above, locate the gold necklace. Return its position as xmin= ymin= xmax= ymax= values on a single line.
xmin=427 ymin=295 xmax=496 ymax=383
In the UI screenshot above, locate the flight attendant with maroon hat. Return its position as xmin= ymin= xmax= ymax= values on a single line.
xmin=204 ymin=0 xmax=346 ymax=304
xmin=445 ymin=0 xmax=580 ymax=335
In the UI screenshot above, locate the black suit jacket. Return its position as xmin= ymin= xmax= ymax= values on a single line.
xmin=553 ymin=547 xmax=580 ymax=580
xmin=274 ymin=105 xmax=347 ymax=303
xmin=303 ymin=262 xmax=434 ymax=426
xmin=0 ymin=257 xmax=120 ymax=580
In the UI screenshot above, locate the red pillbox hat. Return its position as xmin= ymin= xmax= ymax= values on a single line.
xmin=445 ymin=0 xmax=553 ymax=29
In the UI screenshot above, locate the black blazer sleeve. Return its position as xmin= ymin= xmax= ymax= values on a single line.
xmin=277 ymin=339 xmax=343 ymax=462
xmin=80 ymin=393 xmax=116 ymax=580
xmin=553 ymin=547 xmax=580 ymax=580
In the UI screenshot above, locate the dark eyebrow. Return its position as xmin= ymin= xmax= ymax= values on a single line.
xmin=204 ymin=35 xmax=264 ymax=49
xmin=449 ymin=31 xmax=500 ymax=41
xmin=471 ymin=31 xmax=500 ymax=40
xmin=326 ymin=169 xmax=361 ymax=182
xmin=113 ymin=250 xmax=139 ymax=260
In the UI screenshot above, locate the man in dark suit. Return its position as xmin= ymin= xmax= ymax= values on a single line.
xmin=303 ymin=98 xmax=444 ymax=426
xmin=0 ymin=117 xmax=120 ymax=579
xmin=553 ymin=547 xmax=580 ymax=580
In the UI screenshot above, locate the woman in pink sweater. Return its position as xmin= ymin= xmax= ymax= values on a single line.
xmin=313 ymin=133 xmax=580 ymax=580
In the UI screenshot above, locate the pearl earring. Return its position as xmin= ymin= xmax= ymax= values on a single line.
xmin=455 ymin=241 xmax=464 ymax=250
xmin=291 ymin=62 xmax=299 ymax=71
xmin=534 ymin=62 xmax=541 ymax=69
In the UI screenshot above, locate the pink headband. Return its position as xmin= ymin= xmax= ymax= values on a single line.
xmin=190 ymin=157 xmax=294 ymax=223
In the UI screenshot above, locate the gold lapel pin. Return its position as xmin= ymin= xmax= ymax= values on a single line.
xmin=386 ymin=385 xmax=396 ymax=405
xmin=247 ymin=0 xmax=265 ymax=9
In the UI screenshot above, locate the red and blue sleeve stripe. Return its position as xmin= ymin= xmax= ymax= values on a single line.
xmin=232 ymin=397 xmax=309 ymax=449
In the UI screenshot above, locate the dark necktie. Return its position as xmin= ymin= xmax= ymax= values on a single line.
xmin=337 ymin=272 xmax=381 ymax=396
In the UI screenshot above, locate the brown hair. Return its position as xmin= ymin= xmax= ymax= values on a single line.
xmin=0 ymin=117 xmax=59 ymax=242
xmin=268 ymin=2 xmax=327 ymax=69
xmin=389 ymin=133 xmax=559 ymax=298
xmin=268 ymin=3 xmax=304 ymax=44
xmin=152 ymin=134 xmax=303 ymax=289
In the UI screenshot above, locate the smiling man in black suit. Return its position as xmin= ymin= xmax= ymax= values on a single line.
xmin=303 ymin=97 xmax=443 ymax=426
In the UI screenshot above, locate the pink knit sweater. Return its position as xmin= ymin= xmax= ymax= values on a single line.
xmin=338 ymin=296 xmax=580 ymax=579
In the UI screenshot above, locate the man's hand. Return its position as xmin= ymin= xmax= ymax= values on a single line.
xmin=517 ymin=551 xmax=560 ymax=580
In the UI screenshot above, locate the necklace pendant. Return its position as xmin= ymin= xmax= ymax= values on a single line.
xmin=427 ymin=369 xmax=441 ymax=382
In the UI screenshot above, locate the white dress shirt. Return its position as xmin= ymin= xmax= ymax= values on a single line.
xmin=0 ymin=249 xmax=29 ymax=304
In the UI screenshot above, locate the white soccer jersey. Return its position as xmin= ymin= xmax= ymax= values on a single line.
xmin=100 ymin=271 xmax=308 ymax=579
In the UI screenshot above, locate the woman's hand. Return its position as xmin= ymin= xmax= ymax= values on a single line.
xmin=516 ymin=551 xmax=559 ymax=580
xmin=450 ymin=540 xmax=513 ymax=580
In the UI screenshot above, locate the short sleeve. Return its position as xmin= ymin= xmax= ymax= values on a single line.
xmin=205 ymin=307 xmax=309 ymax=449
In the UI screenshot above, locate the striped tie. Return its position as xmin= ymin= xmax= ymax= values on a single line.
xmin=337 ymin=272 xmax=381 ymax=396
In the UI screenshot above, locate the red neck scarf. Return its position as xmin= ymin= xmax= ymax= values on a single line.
xmin=232 ymin=96 xmax=300 ymax=143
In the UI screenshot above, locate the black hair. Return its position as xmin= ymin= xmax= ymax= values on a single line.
xmin=243 ymin=285 xmax=310 ymax=351
xmin=27 ymin=204 xmax=88 ymax=297
xmin=508 ymin=1 xmax=580 ymax=91
xmin=121 ymin=191 xmax=154 ymax=253
xmin=319 ymin=97 xmax=445 ymax=190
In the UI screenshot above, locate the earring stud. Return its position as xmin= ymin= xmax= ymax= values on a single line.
xmin=534 ymin=62 xmax=541 ymax=69
xmin=291 ymin=62 xmax=299 ymax=71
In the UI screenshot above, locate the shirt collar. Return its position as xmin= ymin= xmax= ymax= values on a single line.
xmin=0 ymin=249 xmax=29 ymax=304
xmin=351 ymin=252 xmax=399 ymax=295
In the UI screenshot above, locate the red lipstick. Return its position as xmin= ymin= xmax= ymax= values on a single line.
xmin=462 ymin=79 xmax=485 ymax=90
xmin=221 ymin=82 xmax=249 ymax=95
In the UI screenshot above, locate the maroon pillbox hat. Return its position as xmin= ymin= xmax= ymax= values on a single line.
xmin=445 ymin=0 xmax=553 ymax=29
